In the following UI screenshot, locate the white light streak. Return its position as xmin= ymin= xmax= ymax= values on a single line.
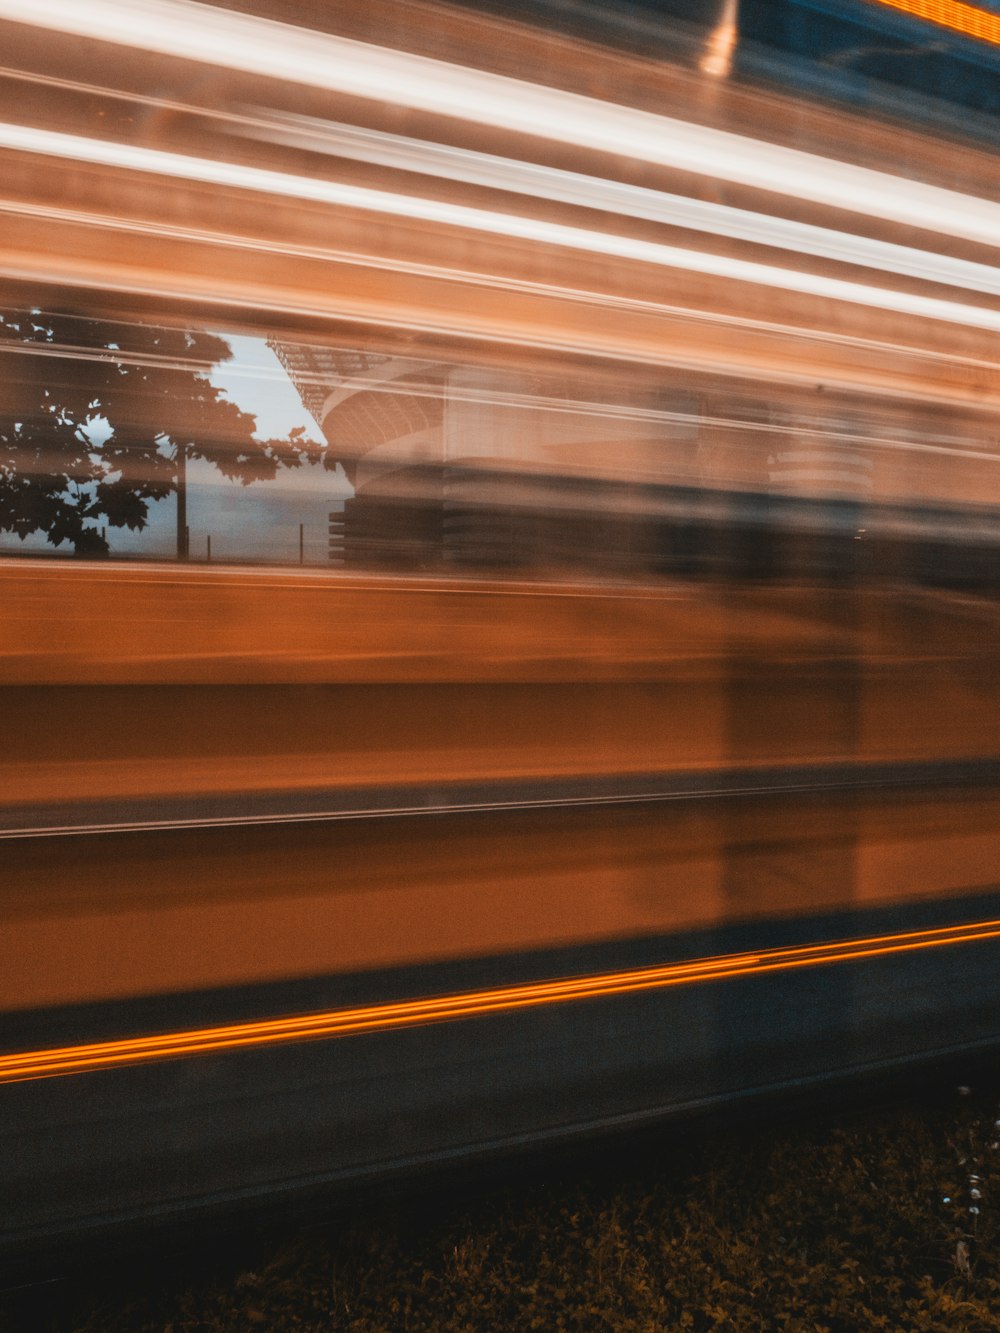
xmin=253 ymin=114 xmax=1000 ymax=300
xmin=5 ymin=42 xmax=999 ymax=304
xmin=3 ymin=122 xmax=1000 ymax=336
xmin=1 ymin=0 xmax=1000 ymax=249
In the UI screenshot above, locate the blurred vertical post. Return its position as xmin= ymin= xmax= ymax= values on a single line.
xmin=176 ymin=442 xmax=189 ymax=561
xmin=701 ymin=0 xmax=738 ymax=78
xmin=299 ymin=522 xmax=304 ymax=564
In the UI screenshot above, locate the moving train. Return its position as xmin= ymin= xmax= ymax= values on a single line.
xmin=3 ymin=0 xmax=1000 ymax=1248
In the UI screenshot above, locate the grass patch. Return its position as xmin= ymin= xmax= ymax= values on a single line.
xmin=17 ymin=1088 xmax=1000 ymax=1331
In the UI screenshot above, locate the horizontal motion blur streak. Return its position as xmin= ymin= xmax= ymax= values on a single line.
xmin=4 ymin=918 xmax=1000 ymax=1084
xmin=2 ymin=0 xmax=1000 ymax=246
xmin=5 ymin=123 xmax=1000 ymax=335
xmin=250 ymin=114 xmax=1000 ymax=299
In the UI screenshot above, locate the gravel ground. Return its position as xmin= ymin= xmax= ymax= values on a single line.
xmin=8 ymin=1086 xmax=1000 ymax=1332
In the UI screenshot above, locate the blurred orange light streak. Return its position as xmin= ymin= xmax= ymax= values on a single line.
xmin=872 ymin=0 xmax=1000 ymax=45
xmin=3 ymin=918 xmax=1000 ymax=1084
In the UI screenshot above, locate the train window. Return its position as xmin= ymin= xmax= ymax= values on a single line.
xmin=2 ymin=298 xmax=998 ymax=588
